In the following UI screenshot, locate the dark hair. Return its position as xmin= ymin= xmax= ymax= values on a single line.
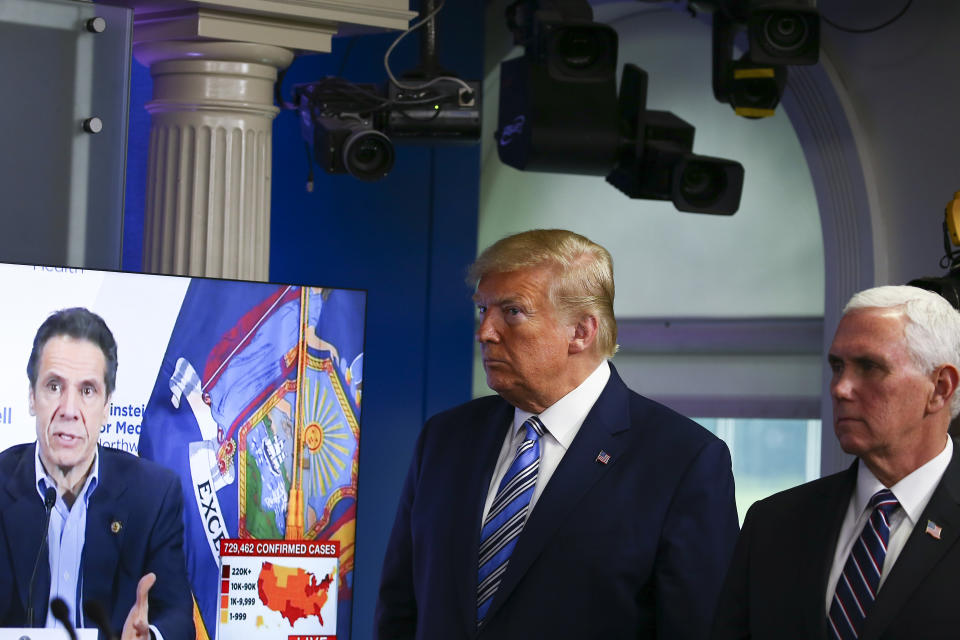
xmin=27 ymin=307 xmax=118 ymax=396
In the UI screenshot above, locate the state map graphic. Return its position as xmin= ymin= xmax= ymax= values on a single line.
xmin=257 ymin=561 xmax=335 ymax=626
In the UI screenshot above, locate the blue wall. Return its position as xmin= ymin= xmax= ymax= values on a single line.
xmin=124 ymin=4 xmax=483 ymax=637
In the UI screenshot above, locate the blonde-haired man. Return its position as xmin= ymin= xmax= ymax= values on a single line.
xmin=376 ymin=229 xmax=739 ymax=640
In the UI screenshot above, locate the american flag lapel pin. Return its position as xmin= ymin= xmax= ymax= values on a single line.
xmin=595 ymin=450 xmax=611 ymax=465
xmin=925 ymin=519 xmax=943 ymax=540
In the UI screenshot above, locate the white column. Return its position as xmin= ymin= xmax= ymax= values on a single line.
xmin=134 ymin=41 xmax=293 ymax=281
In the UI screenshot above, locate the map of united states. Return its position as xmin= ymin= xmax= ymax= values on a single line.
xmin=257 ymin=561 xmax=335 ymax=626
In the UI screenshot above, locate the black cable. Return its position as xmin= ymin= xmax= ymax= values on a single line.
xmin=337 ymin=37 xmax=358 ymax=77
xmin=821 ymin=0 xmax=913 ymax=34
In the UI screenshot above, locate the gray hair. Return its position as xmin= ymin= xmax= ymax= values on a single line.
xmin=844 ymin=285 xmax=960 ymax=417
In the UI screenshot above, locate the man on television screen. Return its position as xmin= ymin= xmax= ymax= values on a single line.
xmin=0 ymin=307 xmax=193 ymax=639
xmin=375 ymin=229 xmax=740 ymax=639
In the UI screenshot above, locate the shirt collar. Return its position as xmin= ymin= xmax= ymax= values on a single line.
xmin=855 ymin=436 xmax=953 ymax=524
xmin=513 ymin=360 xmax=611 ymax=449
xmin=35 ymin=444 xmax=101 ymax=505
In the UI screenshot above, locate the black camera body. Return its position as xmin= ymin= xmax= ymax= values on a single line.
xmin=386 ymin=79 xmax=482 ymax=143
xmin=496 ymin=19 xmax=620 ymax=175
xmin=295 ymin=82 xmax=396 ymax=182
xmin=496 ymin=1 xmax=744 ymax=215
xmin=727 ymin=62 xmax=789 ymax=118
xmin=294 ymin=74 xmax=481 ymax=182
xmin=711 ymin=0 xmax=819 ymax=117
xmin=608 ymin=67 xmax=744 ymax=215
xmin=312 ymin=115 xmax=395 ymax=182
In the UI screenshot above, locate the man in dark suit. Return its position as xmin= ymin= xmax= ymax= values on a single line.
xmin=375 ymin=229 xmax=739 ymax=639
xmin=0 ymin=308 xmax=193 ymax=639
xmin=711 ymin=285 xmax=960 ymax=640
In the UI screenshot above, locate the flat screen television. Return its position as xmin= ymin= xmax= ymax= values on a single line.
xmin=0 ymin=262 xmax=366 ymax=640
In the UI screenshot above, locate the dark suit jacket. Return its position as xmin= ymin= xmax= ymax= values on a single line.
xmin=0 ymin=443 xmax=194 ymax=639
xmin=375 ymin=365 xmax=740 ymax=640
xmin=711 ymin=438 xmax=960 ymax=640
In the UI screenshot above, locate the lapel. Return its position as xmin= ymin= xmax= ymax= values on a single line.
xmin=455 ymin=400 xmax=514 ymax=639
xmin=803 ymin=464 xmax=858 ymax=640
xmin=860 ymin=439 xmax=960 ymax=640
xmin=480 ymin=366 xmax=632 ymax=625
xmin=82 ymin=447 xmax=130 ymax=610
xmin=2 ymin=443 xmax=52 ymax=624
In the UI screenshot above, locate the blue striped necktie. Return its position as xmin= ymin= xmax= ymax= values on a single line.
xmin=476 ymin=415 xmax=546 ymax=625
xmin=828 ymin=488 xmax=900 ymax=640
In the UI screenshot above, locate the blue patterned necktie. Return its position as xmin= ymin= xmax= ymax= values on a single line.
xmin=476 ymin=415 xmax=546 ymax=625
xmin=827 ymin=488 xmax=900 ymax=640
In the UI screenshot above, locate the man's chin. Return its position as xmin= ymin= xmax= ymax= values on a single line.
xmin=485 ymin=376 xmax=520 ymax=401
xmin=487 ymin=373 xmax=510 ymax=395
xmin=834 ymin=432 xmax=867 ymax=457
xmin=45 ymin=447 xmax=94 ymax=471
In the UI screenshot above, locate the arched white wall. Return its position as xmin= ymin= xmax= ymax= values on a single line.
xmin=480 ymin=8 xmax=825 ymax=318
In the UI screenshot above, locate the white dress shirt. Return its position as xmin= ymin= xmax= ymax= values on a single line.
xmin=480 ymin=360 xmax=610 ymax=526
xmin=825 ymin=437 xmax=953 ymax=613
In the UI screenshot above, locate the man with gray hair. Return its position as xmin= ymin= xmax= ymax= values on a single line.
xmin=712 ymin=285 xmax=960 ymax=640
xmin=376 ymin=229 xmax=739 ymax=640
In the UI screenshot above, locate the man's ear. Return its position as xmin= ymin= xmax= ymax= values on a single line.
xmin=28 ymin=386 xmax=35 ymax=417
xmin=568 ymin=315 xmax=599 ymax=355
xmin=929 ymin=364 xmax=960 ymax=415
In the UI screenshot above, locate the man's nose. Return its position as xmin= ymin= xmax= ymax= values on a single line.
xmin=831 ymin=372 xmax=854 ymax=400
xmin=59 ymin=387 xmax=81 ymax=419
xmin=477 ymin=313 xmax=499 ymax=343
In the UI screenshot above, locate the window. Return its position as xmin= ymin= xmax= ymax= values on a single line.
xmin=696 ymin=418 xmax=822 ymax=522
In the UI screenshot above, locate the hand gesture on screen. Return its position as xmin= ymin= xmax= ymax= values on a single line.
xmin=122 ymin=572 xmax=156 ymax=640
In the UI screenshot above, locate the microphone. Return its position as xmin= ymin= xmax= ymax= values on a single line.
xmin=50 ymin=597 xmax=77 ymax=640
xmin=84 ymin=599 xmax=119 ymax=640
xmin=27 ymin=486 xmax=57 ymax=626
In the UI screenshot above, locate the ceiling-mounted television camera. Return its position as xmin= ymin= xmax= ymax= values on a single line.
xmin=607 ymin=65 xmax=744 ymax=215
xmin=496 ymin=0 xmax=744 ymax=214
xmin=292 ymin=0 xmax=480 ymax=183
xmin=710 ymin=0 xmax=820 ymax=118
xmin=296 ymin=81 xmax=396 ymax=182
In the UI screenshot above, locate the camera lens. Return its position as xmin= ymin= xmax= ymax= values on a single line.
xmin=739 ymin=78 xmax=779 ymax=108
xmin=679 ymin=161 xmax=726 ymax=207
xmin=763 ymin=11 xmax=809 ymax=53
xmin=343 ymin=130 xmax=394 ymax=181
xmin=555 ymin=27 xmax=603 ymax=70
